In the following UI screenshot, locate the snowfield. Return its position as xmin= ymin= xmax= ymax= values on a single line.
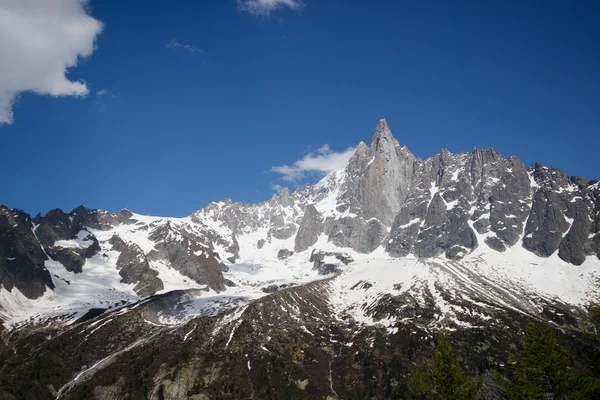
xmin=2 ymin=207 xmax=598 ymax=332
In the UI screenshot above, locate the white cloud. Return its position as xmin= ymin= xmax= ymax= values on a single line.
xmin=237 ymin=0 xmax=304 ymax=17
xmin=0 ymin=0 xmax=104 ymax=125
xmin=272 ymin=144 xmax=356 ymax=184
xmin=166 ymin=39 xmax=204 ymax=53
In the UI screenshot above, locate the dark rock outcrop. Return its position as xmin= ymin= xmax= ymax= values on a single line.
xmin=109 ymin=236 xmax=163 ymax=296
xmin=523 ymin=189 xmax=570 ymax=257
xmin=48 ymin=234 xmax=100 ymax=273
xmin=261 ymin=284 xmax=279 ymax=293
xmin=70 ymin=206 xmax=134 ymax=231
xmin=0 ymin=206 xmax=53 ymax=299
xmin=147 ymin=222 xmax=227 ymax=292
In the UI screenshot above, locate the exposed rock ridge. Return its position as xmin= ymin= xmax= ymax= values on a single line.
xmin=207 ymin=119 xmax=597 ymax=264
xmin=240 ymin=120 xmax=592 ymax=263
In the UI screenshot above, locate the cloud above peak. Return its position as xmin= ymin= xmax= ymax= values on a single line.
xmin=0 ymin=0 xmax=103 ymax=125
xmin=237 ymin=0 xmax=304 ymax=17
xmin=272 ymin=144 xmax=356 ymax=184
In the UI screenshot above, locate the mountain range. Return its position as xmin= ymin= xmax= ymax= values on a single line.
xmin=1 ymin=119 xmax=599 ymax=399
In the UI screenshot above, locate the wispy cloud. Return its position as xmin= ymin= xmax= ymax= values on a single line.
xmin=0 ymin=0 xmax=103 ymax=126
xmin=166 ymin=39 xmax=204 ymax=53
xmin=270 ymin=183 xmax=286 ymax=193
xmin=237 ymin=0 xmax=304 ymax=17
xmin=272 ymin=144 xmax=356 ymax=184
xmin=95 ymin=89 xmax=118 ymax=112
xmin=96 ymin=89 xmax=118 ymax=97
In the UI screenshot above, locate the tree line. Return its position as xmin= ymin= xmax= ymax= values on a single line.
xmin=405 ymin=304 xmax=600 ymax=400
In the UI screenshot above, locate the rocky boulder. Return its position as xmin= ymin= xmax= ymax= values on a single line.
xmin=310 ymin=250 xmax=354 ymax=275
xmin=277 ymin=249 xmax=294 ymax=260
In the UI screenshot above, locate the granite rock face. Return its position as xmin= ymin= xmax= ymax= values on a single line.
xmin=324 ymin=216 xmax=386 ymax=254
xmin=187 ymin=119 xmax=592 ymax=261
xmin=294 ymin=204 xmax=323 ymax=253
xmin=361 ymin=119 xmax=417 ymax=226
xmin=384 ymin=147 xmax=532 ymax=259
xmin=588 ymin=182 xmax=600 ymax=259
xmin=298 ymin=119 xmax=599 ymax=263
xmin=518 ymin=165 xmax=600 ymax=265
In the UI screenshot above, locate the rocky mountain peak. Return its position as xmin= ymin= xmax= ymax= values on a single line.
xmin=369 ymin=118 xmax=399 ymax=151
xmin=361 ymin=119 xmax=416 ymax=225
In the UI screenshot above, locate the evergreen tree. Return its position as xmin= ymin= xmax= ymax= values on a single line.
xmin=579 ymin=304 xmax=600 ymax=397
xmin=499 ymin=322 xmax=577 ymax=400
xmin=582 ymin=303 xmax=600 ymax=341
xmin=406 ymin=331 xmax=480 ymax=400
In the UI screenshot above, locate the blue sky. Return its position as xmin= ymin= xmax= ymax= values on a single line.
xmin=1 ymin=0 xmax=599 ymax=217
